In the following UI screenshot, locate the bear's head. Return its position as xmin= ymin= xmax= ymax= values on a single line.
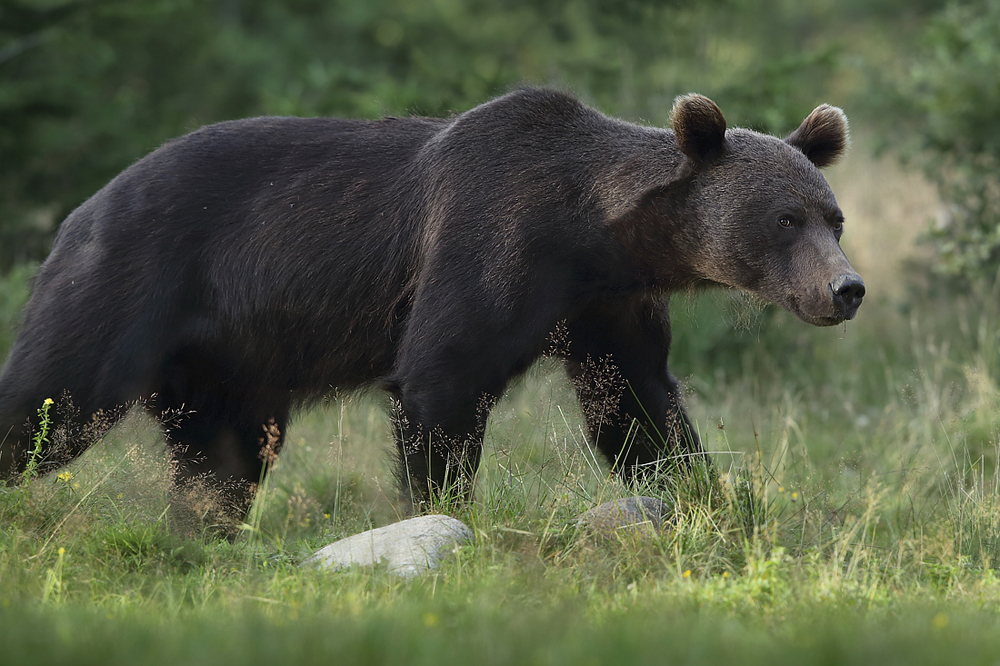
xmin=670 ymin=94 xmax=864 ymax=326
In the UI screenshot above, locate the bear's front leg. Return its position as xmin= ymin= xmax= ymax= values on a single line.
xmin=391 ymin=399 xmax=485 ymax=511
xmin=386 ymin=263 xmax=571 ymax=511
xmin=387 ymin=314 xmax=499 ymax=511
xmin=563 ymin=296 xmax=708 ymax=486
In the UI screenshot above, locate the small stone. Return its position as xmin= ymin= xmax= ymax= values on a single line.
xmin=306 ymin=514 xmax=473 ymax=578
xmin=576 ymin=496 xmax=672 ymax=536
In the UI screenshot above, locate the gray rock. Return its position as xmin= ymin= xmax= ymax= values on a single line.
xmin=306 ymin=514 xmax=474 ymax=578
xmin=576 ymin=496 xmax=672 ymax=536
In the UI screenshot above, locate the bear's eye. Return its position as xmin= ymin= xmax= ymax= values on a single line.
xmin=832 ymin=220 xmax=844 ymax=233
xmin=777 ymin=217 xmax=794 ymax=229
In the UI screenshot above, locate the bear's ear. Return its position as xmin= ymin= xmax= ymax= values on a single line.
xmin=671 ymin=94 xmax=727 ymax=166
xmin=785 ymin=104 xmax=849 ymax=168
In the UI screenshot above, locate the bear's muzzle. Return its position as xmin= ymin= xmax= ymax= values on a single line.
xmin=829 ymin=273 xmax=865 ymax=321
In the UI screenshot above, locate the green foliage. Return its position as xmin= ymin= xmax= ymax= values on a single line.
xmin=20 ymin=397 xmax=54 ymax=485
xmin=906 ymin=0 xmax=1000 ymax=286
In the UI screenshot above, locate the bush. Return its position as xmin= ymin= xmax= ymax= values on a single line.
xmin=908 ymin=0 xmax=1000 ymax=286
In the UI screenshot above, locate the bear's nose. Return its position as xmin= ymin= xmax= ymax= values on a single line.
xmin=830 ymin=274 xmax=865 ymax=319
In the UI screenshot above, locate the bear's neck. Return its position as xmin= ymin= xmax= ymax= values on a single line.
xmin=596 ymin=129 xmax=710 ymax=293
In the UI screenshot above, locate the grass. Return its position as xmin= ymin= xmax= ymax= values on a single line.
xmin=4 ymin=148 xmax=1000 ymax=663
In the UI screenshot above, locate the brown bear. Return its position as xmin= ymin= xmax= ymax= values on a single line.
xmin=0 ymin=88 xmax=862 ymax=516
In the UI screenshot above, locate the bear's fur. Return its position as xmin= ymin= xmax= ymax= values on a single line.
xmin=0 ymin=88 xmax=863 ymax=516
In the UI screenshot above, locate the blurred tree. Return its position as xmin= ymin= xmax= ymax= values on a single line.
xmin=905 ymin=0 xmax=1000 ymax=288
xmin=0 ymin=0 xmax=253 ymax=271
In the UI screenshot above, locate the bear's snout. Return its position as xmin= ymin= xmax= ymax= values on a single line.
xmin=830 ymin=273 xmax=865 ymax=320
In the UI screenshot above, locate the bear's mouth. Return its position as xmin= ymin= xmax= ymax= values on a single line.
xmin=785 ymin=293 xmax=857 ymax=327
xmin=811 ymin=314 xmax=848 ymax=327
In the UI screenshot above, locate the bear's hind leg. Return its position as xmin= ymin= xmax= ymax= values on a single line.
xmin=157 ymin=405 xmax=288 ymax=529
